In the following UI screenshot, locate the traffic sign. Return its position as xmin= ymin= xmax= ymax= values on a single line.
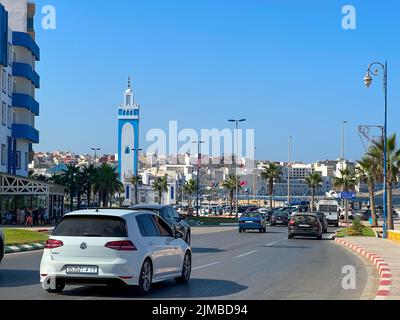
xmin=340 ymin=191 xmax=356 ymax=200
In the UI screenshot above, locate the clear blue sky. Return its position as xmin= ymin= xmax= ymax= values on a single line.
xmin=34 ymin=0 xmax=400 ymax=163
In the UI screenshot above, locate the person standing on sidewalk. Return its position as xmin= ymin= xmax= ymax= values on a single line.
xmin=33 ymin=208 xmax=39 ymax=226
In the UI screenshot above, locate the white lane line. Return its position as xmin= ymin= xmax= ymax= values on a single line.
xmin=265 ymin=241 xmax=277 ymax=247
xmin=235 ymin=250 xmax=257 ymax=258
xmin=192 ymin=261 xmax=221 ymax=271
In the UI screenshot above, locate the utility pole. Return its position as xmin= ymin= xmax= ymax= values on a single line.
xmin=193 ymin=141 xmax=205 ymax=216
xmin=287 ymin=136 xmax=292 ymax=206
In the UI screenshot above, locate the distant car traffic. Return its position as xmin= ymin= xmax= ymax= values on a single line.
xmin=257 ymin=208 xmax=274 ymax=222
xmin=0 ymin=228 xmax=4 ymax=264
xmin=317 ymin=199 xmax=340 ymax=226
xmin=315 ymin=212 xmax=328 ymax=233
xmin=131 ymin=205 xmax=191 ymax=245
xmin=239 ymin=212 xmax=267 ymax=233
xmin=288 ymin=213 xmax=323 ymax=240
xmin=40 ymin=209 xmax=192 ymax=295
xmin=354 ymin=209 xmax=371 ymax=221
xmin=270 ymin=211 xmax=290 ymax=226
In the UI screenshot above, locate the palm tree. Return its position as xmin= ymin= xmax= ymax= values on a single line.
xmin=82 ymin=164 xmax=98 ymax=207
xmin=94 ymin=163 xmax=122 ymax=207
xmin=62 ymin=164 xmax=80 ymax=212
xmin=333 ymin=168 xmax=357 ymax=226
xmin=183 ymin=179 xmax=197 ymax=208
xmin=260 ymin=163 xmax=281 ymax=209
xmin=305 ymin=172 xmax=323 ymax=211
xmin=356 ymin=156 xmax=380 ymax=227
xmin=368 ymin=134 xmax=400 ymax=230
xmin=153 ymin=175 xmax=168 ymax=205
xmin=75 ymin=170 xmax=87 ymax=210
xmin=222 ymin=174 xmax=241 ymax=217
xmin=126 ymin=174 xmax=143 ymax=205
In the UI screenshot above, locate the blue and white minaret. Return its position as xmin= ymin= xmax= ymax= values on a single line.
xmin=118 ymin=78 xmax=140 ymax=198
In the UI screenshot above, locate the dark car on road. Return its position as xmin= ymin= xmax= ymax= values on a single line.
xmin=315 ymin=212 xmax=328 ymax=233
xmin=355 ymin=209 xmax=372 ymax=221
xmin=288 ymin=213 xmax=323 ymax=240
xmin=270 ymin=211 xmax=291 ymax=226
xmin=239 ymin=212 xmax=267 ymax=233
xmin=131 ymin=205 xmax=191 ymax=245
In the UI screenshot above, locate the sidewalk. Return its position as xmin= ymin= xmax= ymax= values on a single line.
xmin=338 ymin=236 xmax=400 ymax=300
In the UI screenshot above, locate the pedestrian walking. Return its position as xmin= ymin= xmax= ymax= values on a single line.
xmin=26 ymin=209 xmax=33 ymax=227
xmin=33 ymin=208 xmax=39 ymax=226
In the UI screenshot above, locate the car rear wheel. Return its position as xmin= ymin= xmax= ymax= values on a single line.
xmin=239 ymin=228 xmax=242 ymax=233
xmin=288 ymin=234 xmax=294 ymax=239
xmin=46 ymin=282 xmax=65 ymax=294
xmin=317 ymin=234 xmax=323 ymax=240
xmin=138 ymin=259 xmax=153 ymax=296
xmin=175 ymin=251 xmax=191 ymax=284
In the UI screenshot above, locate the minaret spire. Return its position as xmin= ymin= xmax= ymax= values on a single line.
xmin=128 ymin=77 xmax=131 ymax=89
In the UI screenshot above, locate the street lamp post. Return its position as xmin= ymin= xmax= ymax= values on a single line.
xmin=287 ymin=136 xmax=292 ymax=206
xmin=193 ymin=141 xmax=205 ymax=217
xmin=228 ymin=119 xmax=247 ymax=218
xmin=91 ymin=148 xmax=101 ymax=163
xmin=341 ymin=121 xmax=348 ymax=164
xmin=131 ymin=148 xmax=142 ymax=205
xmin=364 ymin=61 xmax=388 ymax=239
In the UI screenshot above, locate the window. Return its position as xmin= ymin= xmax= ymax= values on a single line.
xmin=126 ymin=94 xmax=131 ymax=106
xmin=160 ymin=208 xmax=174 ymax=221
xmin=25 ymin=152 xmax=28 ymax=171
xmin=2 ymin=70 xmax=6 ymax=93
xmin=52 ymin=215 xmax=128 ymax=237
xmin=152 ymin=216 xmax=174 ymax=237
xmin=8 ymin=43 xmax=11 ymax=66
xmin=15 ymin=151 xmax=21 ymax=170
xmin=8 ymin=74 xmax=12 ymax=96
xmin=1 ymin=144 xmax=6 ymax=166
xmin=7 ymin=105 xmax=11 ymax=128
xmin=136 ymin=214 xmax=159 ymax=237
xmin=2 ymin=102 xmax=6 ymax=126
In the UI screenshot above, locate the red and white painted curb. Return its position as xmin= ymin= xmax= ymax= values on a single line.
xmin=335 ymin=238 xmax=392 ymax=300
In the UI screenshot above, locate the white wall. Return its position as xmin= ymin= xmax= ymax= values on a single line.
xmin=0 ymin=0 xmax=27 ymax=32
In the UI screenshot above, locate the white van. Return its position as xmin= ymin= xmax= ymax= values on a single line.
xmin=317 ymin=199 xmax=339 ymax=227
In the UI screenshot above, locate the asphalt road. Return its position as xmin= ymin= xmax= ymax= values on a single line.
xmin=0 ymin=225 xmax=377 ymax=300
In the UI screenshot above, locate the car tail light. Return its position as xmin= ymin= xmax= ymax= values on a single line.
xmin=105 ymin=240 xmax=137 ymax=251
xmin=44 ymin=239 xmax=64 ymax=249
xmin=289 ymin=220 xmax=295 ymax=225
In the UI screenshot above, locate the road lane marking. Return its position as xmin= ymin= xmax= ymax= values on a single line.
xmin=192 ymin=262 xmax=221 ymax=271
xmin=235 ymin=250 xmax=257 ymax=258
xmin=265 ymin=241 xmax=277 ymax=247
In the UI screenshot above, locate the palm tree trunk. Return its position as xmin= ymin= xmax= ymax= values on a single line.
xmin=269 ymin=179 xmax=273 ymax=209
xmin=189 ymin=194 xmax=192 ymax=208
xmin=311 ymin=187 xmax=315 ymax=212
xmin=369 ymin=184 xmax=378 ymax=227
xmin=69 ymin=191 xmax=74 ymax=212
xmin=387 ymin=184 xmax=394 ymax=230
xmin=134 ymin=183 xmax=138 ymax=205
xmin=159 ymin=191 xmax=162 ymax=205
xmin=229 ymin=190 xmax=233 ymax=216
xmin=87 ymin=185 xmax=91 ymax=207
xmin=77 ymin=191 xmax=81 ymax=210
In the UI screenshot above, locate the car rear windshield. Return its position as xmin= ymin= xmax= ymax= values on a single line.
xmin=52 ymin=215 xmax=128 ymax=237
xmin=274 ymin=211 xmax=288 ymax=216
xmin=293 ymin=215 xmax=317 ymax=223
xmin=242 ymin=212 xmax=261 ymax=218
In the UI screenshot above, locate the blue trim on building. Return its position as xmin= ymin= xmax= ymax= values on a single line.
xmin=12 ymin=93 xmax=39 ymax=115
xmin=11 ymin=124 xmax=39 ymax=144
xmin=118 ymin=119 xmax=140 ymax=179
xmin=12 ymin=32 xmax=40 ymax=61
xmin=12 ymin=62 xmax=40 ymax=88
xmin=0 ymin=5 xmax=8 ymax=66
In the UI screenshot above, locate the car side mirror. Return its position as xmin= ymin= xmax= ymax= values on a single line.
xmin=175 ymin=230 xmax=184 ymax=239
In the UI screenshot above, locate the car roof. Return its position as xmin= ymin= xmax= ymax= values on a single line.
xmin=131 ymin=204 xmax=168 ymax=210
xmin=292 ymin=212 xmax=319 ymax=217
xmin=63 ymin=208 xmax=154 ymax=218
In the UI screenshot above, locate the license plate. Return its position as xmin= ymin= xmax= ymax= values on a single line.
xmin=299 ymin=224 xmax=310 ymax=227
xmin=276 ymin=221 xmax=283 ymax=224
xmin=245 ymin=221 xmax=253 ymax=223
xmin=66 ymin=266 xmax=99 ymax=274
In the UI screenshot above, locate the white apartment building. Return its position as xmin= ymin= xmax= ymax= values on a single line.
xmin=0 ymin=0 xmax=39 ymax=177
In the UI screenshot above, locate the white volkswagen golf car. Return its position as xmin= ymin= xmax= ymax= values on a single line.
xmin=40 ymin=209 xmax=192 ymax=295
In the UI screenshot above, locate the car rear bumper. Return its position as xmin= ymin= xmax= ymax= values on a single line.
xmin=40 ymin=256 xmax=140 ymax=286
xmin=289 ymin=227 xmax=320 ymax=237
xmin=239 ymin=223 xmax=263 ymax=229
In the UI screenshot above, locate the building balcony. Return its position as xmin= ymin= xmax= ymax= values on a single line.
xmin=12 ymin=93 xmax=39 ymax=116
xmin=12 ymin=31 xmax=40 ymax=61
xmin=12 ymin=62 xmax=40 ymax=88
xmin=11 ymin=124 xmax=39 ymax=144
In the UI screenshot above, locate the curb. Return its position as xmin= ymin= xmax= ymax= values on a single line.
xmin=5 ymin=243 xmax=45 ymax=254
xmin=335 ymin=238 xmax=392 ymax=300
